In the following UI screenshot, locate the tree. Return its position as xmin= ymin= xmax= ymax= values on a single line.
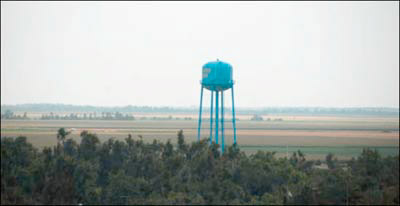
xmin=3 ymin=110 xmax=14 ymax=119
xmin=63 ymin=139 xmax=78 ymax=157
xmin=177 ymin=130 xmax=187 ymax=153
xmin=79 ymin=131 xmax=100 ymax=160
xmin=57 ymin=128 xmax=71 ymax=145
xmin=326 ymin=153 xmax=337 ymax=170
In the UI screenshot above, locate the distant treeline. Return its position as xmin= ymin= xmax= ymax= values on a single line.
xmin=39 ymin=112 xmax=135 ymax=121
xmin=1 ymin=104 xmax=399 ymax=116
xmin=0 ymin=110 xmax=195 ymax=121
xmin=0 ymin=110 xmax=29 ymax=120
xmin=37 ymin=113 xmax=192 ymax=121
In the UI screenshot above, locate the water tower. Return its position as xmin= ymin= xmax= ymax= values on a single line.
xmin=197 ymin=59 xmax=237 ymax=153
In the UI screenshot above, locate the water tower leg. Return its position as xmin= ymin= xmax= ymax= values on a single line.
xmin=210 ymin=90 xmax=214 ymax=144
xmin=221 ymin=91 xmax=224 ymax=154
xmin=215 ymin=90 xmax=219 ymax=145
xmin=231 ymin=87 xmax=237 ymax=145
xmin=197 ymin=86 xmax=204 ymax=142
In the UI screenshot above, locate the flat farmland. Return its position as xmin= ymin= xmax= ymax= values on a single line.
xmin=1 ymin=115 xmax=399 ymax=160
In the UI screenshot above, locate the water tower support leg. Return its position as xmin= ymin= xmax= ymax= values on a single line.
xmin=231 ymin=87 xmax=237 ymax=145
xmin=197 ymin=86 xmax=204 ymax=142
xmin=221 ymin=91 xmax=224 ymax=154
xmin=210 ymin=91 xmax=214 ymax=144
xmin=215 ymin=91 xmax=219 ymax=145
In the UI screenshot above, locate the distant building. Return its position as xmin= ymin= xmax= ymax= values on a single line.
xmin=250 ymin=114 xmax=263 ymax=121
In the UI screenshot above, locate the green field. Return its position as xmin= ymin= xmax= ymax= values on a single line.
xmin=1 ymin=114 xmax=399 ymax=160
xmin=239 ymin=145 xmax=399 ymax=160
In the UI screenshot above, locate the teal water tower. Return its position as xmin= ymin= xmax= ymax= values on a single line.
xmin=197 ymin=59 xmax=237 ymax=153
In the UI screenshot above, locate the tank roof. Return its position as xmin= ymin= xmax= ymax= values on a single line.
xmin=202 ymin=60 xmax=232 ymax=68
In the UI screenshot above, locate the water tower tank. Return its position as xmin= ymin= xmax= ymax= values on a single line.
xmin=202 ymin=60 xmax=234 ymax=91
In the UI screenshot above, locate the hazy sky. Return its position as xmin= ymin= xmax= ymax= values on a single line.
xmin=1 ymin=1 xmax=399 ymax=108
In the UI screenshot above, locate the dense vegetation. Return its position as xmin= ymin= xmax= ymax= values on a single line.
xmin=1 ymin=129 xmax=399 ymax=205
xmin=2 ymin=103 xmax=398 ymax=116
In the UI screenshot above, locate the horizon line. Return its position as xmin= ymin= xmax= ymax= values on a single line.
xmin=1 ymin=103 xmax=399 ymax=110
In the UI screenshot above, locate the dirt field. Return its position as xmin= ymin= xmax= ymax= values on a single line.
xmin=1 ymin=114 xmax=399 ymax=160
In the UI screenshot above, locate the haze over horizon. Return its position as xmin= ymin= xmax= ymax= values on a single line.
xmin=1 ymin=2 xmax=399 ymax=108
xmin=1 ymin=103 xmax=399 ymax=110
